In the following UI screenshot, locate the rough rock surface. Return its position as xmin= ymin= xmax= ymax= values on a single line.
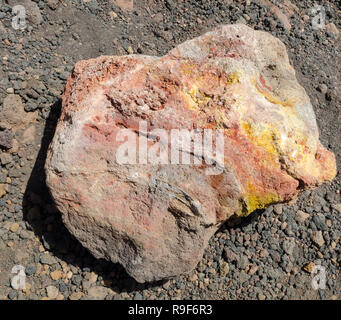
xmin=0 ymin=94 xmax=36 ymax=132
xmin=45 ymin=24 xmax=337 ymax=283
xmin=0 ymin=129 xmax=13 ymax=150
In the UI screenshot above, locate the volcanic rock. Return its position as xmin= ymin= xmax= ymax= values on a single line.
xmin=0 ymin=130 xmax=13 ymax=150
xmin=45 ymin=24 xmax=336 ymax=283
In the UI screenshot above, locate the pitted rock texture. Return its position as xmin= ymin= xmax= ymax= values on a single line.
xmin=45 ymin=24 xmax=337 ymax=283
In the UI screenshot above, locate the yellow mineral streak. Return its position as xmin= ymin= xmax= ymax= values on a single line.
xmin=180 ymin=62 xmax=197 ymax=77
xmin=191 ymin=85 xmax=211 ymax=105
xmin=241 ymin=120 xmax=318 ymax=178
xmin=253 ymin=78 xmax=296 ymax=108
xmin=226 ymin=71 xmax=240 ymax=86
xmin=241 ymin=121 xmax=279 ymax=156
xmin=213 ymin=109 xmax=230 ymax=128
xmin=183 ymin=69 xmax=241 ymax=112
xmin=241 ymin=119 xmax=334 ymax=188
xmin=184 ymin=84 xmax=212 ymax=111
xmin=240 ymin=182 xmax=281 ymax=216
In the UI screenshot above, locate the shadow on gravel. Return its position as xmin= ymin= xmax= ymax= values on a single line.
xmin=220 ymin=209 xmax=263 ymax=231
xmin=22 ymin=99 xmax=165 ymax=295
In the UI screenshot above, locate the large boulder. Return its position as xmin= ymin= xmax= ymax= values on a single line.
xmin=45 ymin=24 xmax=337 ymax=283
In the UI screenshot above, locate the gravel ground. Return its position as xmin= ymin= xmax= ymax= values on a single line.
xmin=0 ymin=0 xmax=340 ymax=300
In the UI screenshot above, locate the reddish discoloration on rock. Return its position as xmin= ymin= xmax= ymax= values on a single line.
xmin=46 ymin=25 xmax=337 ymax=282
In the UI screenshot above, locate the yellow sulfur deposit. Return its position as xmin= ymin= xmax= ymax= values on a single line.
xmin=226 ymin=71 xmax=240 ymax=86
xmin=241 ymin=182 xmax=281 ymax=216
xmin=241 ymin=121 xmax=279 ymax=156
